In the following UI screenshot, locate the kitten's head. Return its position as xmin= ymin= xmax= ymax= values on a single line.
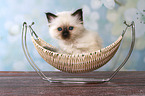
xmin=46 ymin=9 xmax=85 ymax=41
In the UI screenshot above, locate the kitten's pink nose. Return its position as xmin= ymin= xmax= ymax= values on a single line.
xmin=63 ymin=32 xmax=68 ymax=36
xmin=61 ymin=27 xmax=70 ymax=39
xmin=62 ymin=31 xmax=69 ymax=37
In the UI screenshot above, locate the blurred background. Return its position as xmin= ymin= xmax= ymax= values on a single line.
xmin=0 ymin=0 xmax=145 ymax=71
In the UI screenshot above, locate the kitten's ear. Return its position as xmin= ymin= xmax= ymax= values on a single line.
xmin=45 ymin=12 xmax=57 ymax=23
xmin=72 ymin=9 xmax=83 ymax=21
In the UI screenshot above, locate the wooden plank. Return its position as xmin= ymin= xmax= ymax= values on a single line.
xmin=0 ymin=71 xmax=145 ymax=96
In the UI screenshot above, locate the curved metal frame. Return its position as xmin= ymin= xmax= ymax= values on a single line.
xmin=22 ymin=21 xmax=135 ymax=83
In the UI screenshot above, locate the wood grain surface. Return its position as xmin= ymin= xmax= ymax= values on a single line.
xmin=0 ymin=71 xmax=145 ymax=96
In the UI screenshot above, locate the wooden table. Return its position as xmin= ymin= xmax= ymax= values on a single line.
xmin=0 ymin=71 xmax=145 ymax=96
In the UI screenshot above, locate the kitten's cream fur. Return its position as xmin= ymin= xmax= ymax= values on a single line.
xmin=46 ymin=9 xmax=102 ymax=54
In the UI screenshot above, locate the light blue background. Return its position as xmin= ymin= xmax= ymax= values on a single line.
xmin=0 ymin=0 xmax=145 ymax=71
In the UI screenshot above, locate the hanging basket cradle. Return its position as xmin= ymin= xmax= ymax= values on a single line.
xmin=22 ymin=21 xmax=135 ymax=83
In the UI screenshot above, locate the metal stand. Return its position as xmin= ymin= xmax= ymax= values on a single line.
xmin=22 ymin=21 xmax=135 ymax=83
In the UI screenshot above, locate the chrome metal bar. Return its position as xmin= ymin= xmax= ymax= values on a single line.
xmin=107 ymin=21 xmax=135 ymax=81
xmin=29 ymin=22 xmax=38 ymax=39
xmin=21 ymin=22 xmax=49 ymax=81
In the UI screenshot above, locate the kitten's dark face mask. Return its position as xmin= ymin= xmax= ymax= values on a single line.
xmin=57 ymin=26 xmax=74 ymax=39
xmin=61 ymin=27 xmax=70 ymax=39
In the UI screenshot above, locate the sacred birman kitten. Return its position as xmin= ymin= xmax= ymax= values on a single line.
xmin=45 ymin=9 xmax=102 ymax=54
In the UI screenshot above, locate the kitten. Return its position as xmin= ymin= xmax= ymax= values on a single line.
xmin=45 ymin=9 xmax=102 ymax=54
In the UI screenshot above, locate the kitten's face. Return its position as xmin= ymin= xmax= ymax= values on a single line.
xmin=46 ymin=9 xmax=85 ymax=41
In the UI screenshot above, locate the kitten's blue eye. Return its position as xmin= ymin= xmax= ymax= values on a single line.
xmin=58 ymin=27 xmax=62 ymax=31
xmin=69 ymin=26 xmax=74 ymax=30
